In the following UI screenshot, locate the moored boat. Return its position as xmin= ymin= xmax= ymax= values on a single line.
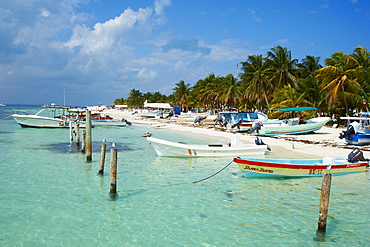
xmin=339 ymin=113 xmax=370 ymax=145
xmin=256 ymin=107 xmax=331 ymax=136
xmin=146 ymin=135 xmax=269 ymax=157
xmin=12 ymin=106 xmax=86 ymax=128
xmin=219 ymin=111 xmax=268 ymax=132
xmin=234 ymin=149 xmax=369 ymax=177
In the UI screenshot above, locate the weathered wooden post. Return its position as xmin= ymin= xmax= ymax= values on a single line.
xmin=110 ymin=146 xmax=118 ymax=195
xmin=81 ymin=129 xmax=86 ymax=153
xmin=74 ymin=122 xmax=80 ymax=148
xmin=69 ymin=121 xmax=73 ymax=142
xmin=317 ymin=173 xmax=332 ymax=232
xmin=98 ymin=140 xmax=107 ymax=175
xmin=85 ymin=110 xmax=92 ymax=161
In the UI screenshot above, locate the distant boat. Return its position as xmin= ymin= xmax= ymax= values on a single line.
xmin=0 ymin=103 xmax=6 ymax=106
xmin=12 ymin=106 xmax=86 ymax=128
xmin=339 ymin=112 xmax=370 ymax=145
xmin=146 ymin=135 xmax=269 ymax=157
xmin=219 ymin=111 xmax=268 ymax=132
xmin=140 ymin=101 xmax=173 ymax=118
xmin=234 ymin=149 xmax=369 ymax=177
xmin=65 ymin=108 xmax=132 ymax=127
xmin=257 ymin=107 xmax=332 ymax=136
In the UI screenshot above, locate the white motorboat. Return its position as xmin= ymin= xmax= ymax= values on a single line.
xmin=12 ymin=107 xmax=85 ymax=128
xmin=146 ymin=135 xmax=269 ymax=157
xmin=256 ymin=107 xmax=332 ymax=136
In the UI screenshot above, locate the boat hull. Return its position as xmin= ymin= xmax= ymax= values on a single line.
xmin=220 ymin=112 xmax=268 ymax=132
xmin=12 ymin=114 xmax=87 ymax=128
xmin=12 ymin=114 xmax=68 ymax=128
xmin=258 ymin=119 xmax=331 ymax=136
xmin=234 ymin=157 xmax=368 ymax=177
xmin=345 ymin=133 xmax=370 ymax=145
xmin=147 ymin=137 xmax=268 ymax=157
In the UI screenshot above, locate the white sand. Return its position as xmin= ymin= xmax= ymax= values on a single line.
xmin=105 ymin=109 xmax=370 ymax=159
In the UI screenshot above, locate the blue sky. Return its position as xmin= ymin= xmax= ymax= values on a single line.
xmin=0 ymin=0 xmax=369 ymax=106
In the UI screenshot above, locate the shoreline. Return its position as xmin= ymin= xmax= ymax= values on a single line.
xmin=106 ymin=109 xmax=370 ymax=159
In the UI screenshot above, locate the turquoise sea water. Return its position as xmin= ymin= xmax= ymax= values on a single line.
xmin=0 ymin=105 xmax=369 ymax=247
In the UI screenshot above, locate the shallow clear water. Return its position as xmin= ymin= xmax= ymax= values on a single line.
xmin=0 ymin=105 xmax=369 ymax=246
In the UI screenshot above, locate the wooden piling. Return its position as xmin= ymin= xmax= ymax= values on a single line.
xmin=317 ymin=173 xmax=332 ymax=232
xmin=74 ymin=122 xmax=80 ymax=147
xmin=85 ymin=110 xmax=92 ymax=161
xmin=81 ymin=130 xmax=86 ymax=153
xmin=98 ymin=142 xmax=107 ymax=174
xmin=110 ymin=148 xmax=118 ymax=194
xmin=69 ymin=121 xmax=73 ymax=142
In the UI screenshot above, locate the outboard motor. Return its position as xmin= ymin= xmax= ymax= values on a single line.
xmin=347 ymin=148 xmax=369 ymax=163
xmin=222 ymin=120 xmax=229 ymax=127
xmin=248 ymin=121 xmax=263 ymax=134
xmin=122 ymin=118 xmax=132 ymax=126
xmin=339 ymin=121 xmax=360 ymax=140
xmin=194 ymin=116 xmax=206 ymax=124
xmin=165 ymin=111 xmax=174 ymax=119
xmin=231 ymin=118 xmax=243 ymax=129
xmin=255 ymin=137 xmax=271 ymax=151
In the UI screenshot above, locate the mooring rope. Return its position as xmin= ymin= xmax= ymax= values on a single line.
xmin=140 ymin=142 xmax=152 ymax=157
xmin=192 ymin=159 xmax=234 ymax=183
xmin=125 ymin=159 xmax=234 ymax=193
xmin=0 ymin=115 xmax=12 ymax=121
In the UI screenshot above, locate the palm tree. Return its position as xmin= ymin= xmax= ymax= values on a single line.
xmin=352 ymin=46 xmax=370 ymax=68
xmin=297 ymin=55 xmax=322 ymax=78
xmin=172 ymin=80 xmax=191 ymax=112
xmin=297 ymin=56 xmax=326 ymax=110
xmin=270 ymin=85 xmax=309 ymax=119
xmin=266 ymin=46 xmax=298 ymax=89
xmin=351 ymin=47 xmax=370 ymax=104
xmin=239 ymin=55 xmax=273 ymax=110
xmin=316 ymin=51 xmax=364 ymax=115
xmin=126 ymin=89 xmax=143 ymax=108
xmin=194 ymin=73 xmax=222 ymax=110
xmin=218 ymin=74 xmax=242 ymax=109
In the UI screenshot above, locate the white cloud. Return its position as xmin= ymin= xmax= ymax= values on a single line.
xmin=206 ymin=39 xmax=251 ymax=61
xmin=247 ymin=9 xmax=262 ymax=22
xmin=277 ymin=38 xmax=289 ymax=45
xmin=137 ymin=67 xmax=157 ymax=79
xmin=40 ymin=8 xmax=50 ymax=17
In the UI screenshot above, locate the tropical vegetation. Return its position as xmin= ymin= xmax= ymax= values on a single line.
xmin=114 ymin=45 xmax=370 ymax=117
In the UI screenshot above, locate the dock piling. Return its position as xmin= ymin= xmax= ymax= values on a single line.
xmin=98 ymin=140 xmax=107 ymax=175
xmin=69 ymin=121 xmax=73 ymax=142
xmin=85 ymin=110 xmax=92 ymax=161
xmin=109 ymin=148 xmax=118 ymax=195
xmin=74 ymin=122 xmax=80 ymax=148
xmin=317 ymin=173 xmax=332 ymax=232
xmin=81 ymin=130 xmax=86 ymax=153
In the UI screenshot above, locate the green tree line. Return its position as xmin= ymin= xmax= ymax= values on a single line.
xmin=114 ymin=45 xmax=370 ymax=117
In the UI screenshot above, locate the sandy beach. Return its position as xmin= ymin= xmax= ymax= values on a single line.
xmin=106 ymin=109 xmax=370 ymax=160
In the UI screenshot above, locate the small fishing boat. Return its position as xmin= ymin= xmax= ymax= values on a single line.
xmin=339 ymin=112 xmax=370 ymax=145
xmin=64 ymin=108 xmax=132 ymax=127
xmin=234 ymin=149 xmax=369 ymax=177
xmin=146 ymin=135 xmax=270 ymax=157
xmin=256 ymin=107 xmax=332 ymax=136
xmin=12 ymin=106 xmax=86 ymax=128
xmin=140 ymin=101 xmax=173 ymax=118
xmin=219 ymin=111 xmax=268 ymax=132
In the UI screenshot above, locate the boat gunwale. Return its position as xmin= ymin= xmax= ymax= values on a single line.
xmin=233 ymin=158 xmax=368 ymax=170
xmin=147 ymin=137 xmax=265 ymax=151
